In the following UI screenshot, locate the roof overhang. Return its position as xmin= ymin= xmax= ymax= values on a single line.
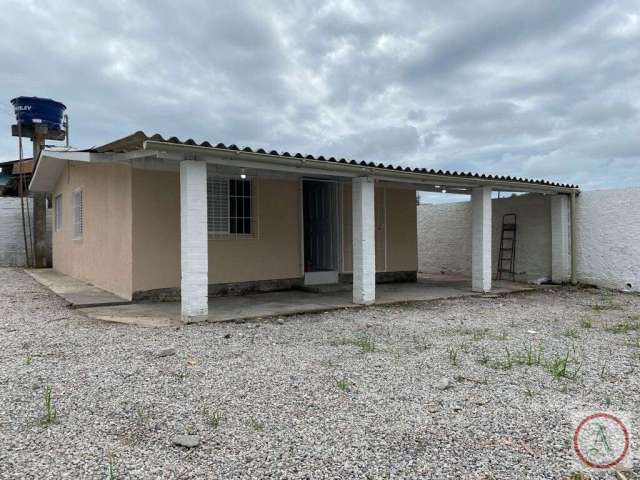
xmin=29 ymin=150 xmax=107 ymax=192
xmin=142 ymin=140 xmax=579 ymax=195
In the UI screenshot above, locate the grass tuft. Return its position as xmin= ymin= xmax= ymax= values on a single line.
xmin=39 ymin=386 xmax=58 ymax=427
xmin=334 ymin=334 xmax=375 ymax=353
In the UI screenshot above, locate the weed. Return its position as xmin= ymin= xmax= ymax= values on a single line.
xmin=591 ymin=290 xmax=621 ymax=311
xmin=547 ymin=351 xmax=581 ymax=380
xmin=492 ymin=348 xmax=514 ymax=370
xmin=605 ymin=319 xmax=640 ymax=334
xmin=522 ymin=343 xmax=544 ymax=366
xmin=566 ymin=471 xmax=591 ymax=480
xmin=625 ymin=336 xmax=640 ymax=349
xmin=320 ymin=358 xmax=336 ymax=368
xmin=447 ymin=346 xmax=460 ymax=366
xmin=413 ymin=336 xmax=432 ymax=352
xmin=458 ymin=327 xmax=489 ymax=341
xmin=172 ymin=370 xmax=189 ymax=381
xmin=39 ymin=386 xmax=58 ymax=427
xmin=24 ymin=353 xmax=32 ymax=366
xmin=603 ymin=396 xmax=612 ymax=408
xmin=248 ymin=417 xmax=265 ymax=432
xmin=579 ymin=317 xmax=593 ymax=329
xmin=107 ymin=454 xmax=118 ymax=480
xmin=525 ymin=387 xmax=537 ymax=398
xmin=477 ymin=348 xmax=491 ymax=366
xmin=562 ymin=327 xmax=579 ymax=339
xmin=205 ymin=409 xmax=223 ymax=429
xmin=336 ymin=378 xmax=352 ymax=392
xmin=334 ymin=334 xmax=375 ymax=353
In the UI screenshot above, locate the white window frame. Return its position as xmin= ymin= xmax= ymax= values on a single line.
xmin=72 ymin=188 xmax=84 ymax=240
xmin=54 ymin=194 xmax=63 ymax=232
xmin=207 ymin=175 xmax=256 ymax=239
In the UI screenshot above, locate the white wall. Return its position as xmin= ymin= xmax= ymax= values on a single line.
xmin=418 ymin=187 xmax=640 ymax=291
xmin=576 ymin=187 xmax=640 ymax=291
xmin=418 ymin=193 xmax=551 ymax=282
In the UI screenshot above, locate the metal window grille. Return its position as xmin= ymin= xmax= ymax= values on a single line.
xmin=54 ymin=194 xmax=63 ymax=232
xmin=207 ymin=175 xmax=256 ymax=239
xmin=72 ymin=189 xmax=83 ymax=239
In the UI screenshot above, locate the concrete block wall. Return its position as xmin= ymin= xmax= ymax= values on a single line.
xmin=0 ymin=197 xmax=51 ymax=267
xmin=575 ymin=187 xmax=640 ymax=291
xmin=418 ymin=193 xmax=552 ymax=282
xmin=418 ymin=187 xmax=640 ymax=291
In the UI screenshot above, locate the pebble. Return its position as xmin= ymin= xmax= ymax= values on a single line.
xmin=172 ymin=434 xmax=200 ymax=448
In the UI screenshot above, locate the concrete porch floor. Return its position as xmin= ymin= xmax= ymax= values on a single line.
xmin=73 ymin=273 xmax=554 ymax=327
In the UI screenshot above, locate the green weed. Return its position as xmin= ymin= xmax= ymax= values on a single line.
xmin=39 ymin=386 xmax=58 ymax=427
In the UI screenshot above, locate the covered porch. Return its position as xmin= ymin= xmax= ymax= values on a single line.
xmin=78 ymin=273 xmax=553 ymax=327
xmin=173 ymin=146 xmax=577 ymax=324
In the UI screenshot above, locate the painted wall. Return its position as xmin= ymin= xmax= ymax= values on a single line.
xmin=130 ymin=171 xmax=302 ymax=293
xmin=418 ymin=193 xmax=552 ymax=282
xmin=51 ymin=162 xmax=133 ymax=299
xmin=575 ymin=187 xmax=640 ymax=291
xmin=418 ymin=187 xmax=640 ymax=291
xmin=342 ymin=185 xmax=417 ymax=273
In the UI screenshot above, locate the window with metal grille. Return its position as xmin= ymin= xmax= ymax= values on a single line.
xmin=207 ymin=175 xmax=255 ymax=238
xmin=54 ymin=194 xmax=63 ymax=232
xmin=72 ymin=189 xmax=84 ymax=240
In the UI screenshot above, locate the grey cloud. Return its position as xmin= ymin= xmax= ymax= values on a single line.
xmin=0 ymin=0 xmax=638 ymax=194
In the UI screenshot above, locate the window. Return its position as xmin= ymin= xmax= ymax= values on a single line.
xmin=207 ymin=175 xmax=255 ymax=238
xmin=54 ymin=194 xmax=63 ymax=232
xmin=72 ymin=189 xmax=83 ymax=239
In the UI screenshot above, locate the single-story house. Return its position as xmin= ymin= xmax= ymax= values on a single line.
xmin=29 ymin=131 xmax=579 ymax=322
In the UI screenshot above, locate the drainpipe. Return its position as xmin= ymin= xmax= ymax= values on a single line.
xmin=570 ymin=191 xmax=577 ymax=285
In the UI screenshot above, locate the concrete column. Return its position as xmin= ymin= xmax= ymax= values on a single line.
xmin=551 ymin=194 xmax=570 ymax=283
xmin=472 ymin=186 xmax=492 ymax=292
xmin=180 ymin=160 xmax=208 ymax=322
xmin=352 ymin=177 xmax=375 ymax=304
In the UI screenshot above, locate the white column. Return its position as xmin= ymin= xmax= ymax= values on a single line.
xmin=352 ymin=177 xmax=376 ymax=304
xmin=472 ymin=186 xmax=492 ymax=292
xmin=551 ymin=195 xmax=570 ymax=283
xmin=180 ymin=160 xmax=209 ymax=322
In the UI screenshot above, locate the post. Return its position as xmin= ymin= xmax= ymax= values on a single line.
xmin=551 ymin=195 xmax=571 ymax=283
xmin=180 ymin=160 xmax=209 ymax=322
xmin=570 ymin=191 xmax=577 ymax=285
xmin=471 ymin=186 xmax=492 ymax=292
xmin=32 ymin=129 xmax=49 ymax=267
xmin=352 ymin=177 xmax=375 ymax=304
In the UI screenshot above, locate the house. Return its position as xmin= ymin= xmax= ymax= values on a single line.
xmin=0 ymin=158 xmax=33 ymax=196
xmin=28 ymin=131 xmax=579 ymax=322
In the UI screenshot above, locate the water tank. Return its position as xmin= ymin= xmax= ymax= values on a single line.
xmin=10 ymin=96 xmax=66 ymax=130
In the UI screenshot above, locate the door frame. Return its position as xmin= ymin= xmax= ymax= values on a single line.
xmin=300 ymin=177 xmax=341 ymax=285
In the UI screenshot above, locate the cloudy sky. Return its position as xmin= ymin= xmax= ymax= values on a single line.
xmin=1 ymin=0 xmax=639 ymax=198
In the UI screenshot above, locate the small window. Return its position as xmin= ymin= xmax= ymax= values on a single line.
xmin=207 ymin=175 xmax=255 ymax=238
xmin=72 ymin=189 xmax=84 ymax=240
xmin=54 ymin=194 xmax=63 ymax=232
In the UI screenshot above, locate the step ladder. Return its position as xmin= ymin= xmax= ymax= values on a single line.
xmin=496 ymin=213 xmax=517 ymax=281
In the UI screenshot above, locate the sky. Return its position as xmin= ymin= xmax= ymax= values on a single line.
xmin=1 ymin=0 xmax=639 ymax=202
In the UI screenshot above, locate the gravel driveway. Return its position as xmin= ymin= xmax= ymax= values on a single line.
xmin=1 ymin=267 xmax=639 ymax=479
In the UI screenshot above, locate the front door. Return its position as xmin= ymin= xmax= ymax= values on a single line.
xmin=303 ymin=179 xmax=339 ymax=285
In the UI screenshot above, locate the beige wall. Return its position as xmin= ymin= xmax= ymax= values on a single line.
xmin=52 ymin=162 xmax=133 ymax=299
xmin=52 ymin=164 xmax=417 ymax=299
xmin=341 ymin=184 xmax=417 ymax=273
xmin=130 ymin=171 xmax=302 ymax=293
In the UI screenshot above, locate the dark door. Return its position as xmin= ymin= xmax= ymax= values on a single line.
xmin=303 ymin=180 xmax=337 ymax=272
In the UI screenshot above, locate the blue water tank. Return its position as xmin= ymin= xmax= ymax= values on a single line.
xmin=10 ymin=96 xmax=66 ymax=130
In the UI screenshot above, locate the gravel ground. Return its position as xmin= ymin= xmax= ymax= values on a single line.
xmin=1 ymin=267 xmax=639 ymax=479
